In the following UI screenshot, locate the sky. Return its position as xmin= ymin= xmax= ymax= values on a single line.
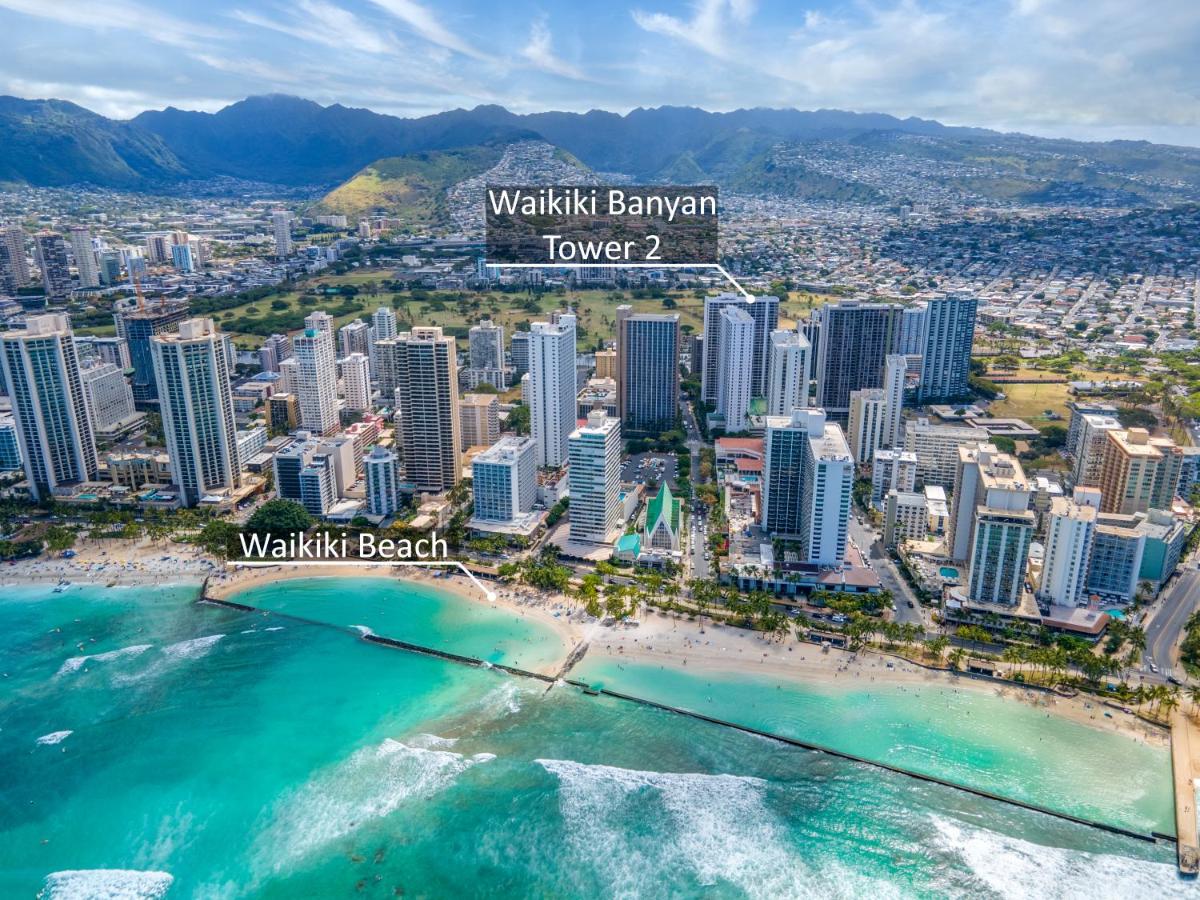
xmin=1 ymin=0 xmax=1199 ymax=145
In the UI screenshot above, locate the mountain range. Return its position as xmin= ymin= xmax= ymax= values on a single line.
xmin=4 ymin=93 xmax=1200 ymax=209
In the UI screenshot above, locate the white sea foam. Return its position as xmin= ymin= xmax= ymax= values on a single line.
xmin=351 ymin=625 xmax=374 ymax=637
xmin=161 ymin=634 xmax=224 ymax=660
xmin=264 ymin=626 xmax=284 ymax=632
xmin=36 ymin=730 xmax=73 ymax=745
xmin=257 ymin=737 xmax=492 ymax=867
xmin=930 ymin=815 xmax=1188 ymax=898
xmin=40 ymin=868 xmax=173 ymax=899
xmin=55 ymin=644 xmax=152 ymax=677
xmin=406 ymin=733 xmax=458 ymax=750
xmin=537 ymin=759 xmax=819 ymax=899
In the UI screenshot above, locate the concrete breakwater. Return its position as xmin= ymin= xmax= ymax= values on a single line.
xmin=197 ymin=591 xmax=1171 ymax=848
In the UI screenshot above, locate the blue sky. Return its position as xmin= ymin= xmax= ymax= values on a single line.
xmin=1 ymin=0 xmax=1198 ymax=144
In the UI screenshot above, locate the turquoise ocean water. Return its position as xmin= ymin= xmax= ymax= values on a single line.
xmin=0 ymin=578 xmax=1191 ymax=898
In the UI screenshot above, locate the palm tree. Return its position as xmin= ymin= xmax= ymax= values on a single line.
xmin=948 ymin=648 xmax=966 ymax=671
xmin=1189 ymin=685 xmax=1200 ymax=715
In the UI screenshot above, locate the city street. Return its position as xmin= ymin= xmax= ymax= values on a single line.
xmin=1143 ymin=562 xmax=1200 ymax=681
xmin=848 ymin=512 xmax=926 ymax=630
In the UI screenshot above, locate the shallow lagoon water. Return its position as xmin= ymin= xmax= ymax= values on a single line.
xmin=0 ymin=580 xmax=1188 ymax=897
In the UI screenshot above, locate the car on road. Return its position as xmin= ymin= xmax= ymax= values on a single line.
xmin=906 ymin=600 xmax=914 ymax=609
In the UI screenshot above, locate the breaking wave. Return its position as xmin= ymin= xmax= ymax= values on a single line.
xmin=256 ymin=737 xmax=493 ymax=868
xmin=930 ymin=816 xmax=1188 ymax=898
xmin=55 ymin=644 xmax=152 ymax=678
xmin=36 ymin=730 xmax=73 ymax=745
xmin=537 ymin=758 xmax=846 ymax=898
xmin=40 ymin=869 xmax=173 ymax=899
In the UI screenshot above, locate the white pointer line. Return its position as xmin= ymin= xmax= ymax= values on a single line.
xmin=489 ymin=262 xmax=754 ymax=301
xmin=230 ymin=560 xmax=496 ymax=601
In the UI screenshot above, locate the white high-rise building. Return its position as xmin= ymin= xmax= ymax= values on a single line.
xmin=903 ymin=418 xmax=991 ymax=490
xmin=372 ymin=306 xmax=397 ymax=340
xmin=68 ymin=226 xmax=99 ymax=289
xmin=766 ymin=328 xmax=811 ymax=416
xmin=272 ymin=210 xmax=293 ymax=257
xmin=304 ymin=310 xmax=334 ymax=342
xmin=847 ymin=388 xmax=886 ymax=466
xmin=1038 ymin=492 xmax=1098 ymax=607
xmin=338 ymin=319 xmax=371 ymax=357
xmin=340 ymin=352 xmax=371 ymax=411
xmin=292 ymin=327 xmax=339 ymax=436
xmin=278 ymin=357 xmax=299 ymax=395
xmin=0 ymin=314 xmax=98 ymax=500
xmin=762 ymin=408 xmax=853 ymax=566
xmin=472 ymin=436 xmax=537 ymax=523
xmin=529 ymin=318 xmax=577 ymax=468
xmin=871 ymin=448 xmax=918 ymax=508
xmin=364 ymin=445 xmax=401 ymax=518
xmin=701 ymin=293 xmax=779 ymax=402
xmin=1072 ymin=413 xmax=1122 ymax=486
xmin=716 ymin=306 xmax=754 ymax=433
xmin=81 ymin=362 xmax=137 ymax=437
xmin=882 ymin=354 xmax=906 ymax=448
xmin=151 ymin=318 xmax=241 ymax=507
xmin=568 ymin=410 xmax=621 ymax=543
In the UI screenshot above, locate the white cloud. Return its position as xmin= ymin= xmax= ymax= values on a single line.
xmin=0 ymin=0 xmax=223 ymax=48
xmin=365 ymin=0 xmax=494 ymax=61
xmin=631 ymin=0 xmax=739 ymax=59
xmin=520 ymin=19 xmax=587 ymax=81
xmin=232 ymin=1 xmax=396 ymax=55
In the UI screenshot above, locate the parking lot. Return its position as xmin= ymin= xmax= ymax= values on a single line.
xmin=621 ymin=453 xmax=677 ymax=490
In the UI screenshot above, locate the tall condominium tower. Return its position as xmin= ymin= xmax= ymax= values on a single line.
xmin=882 ymin=354 xmax=907 ymax=448
xmin=762 ymin=409 xmax=852 ymax=565
xmin=568 ymin=410 xmax=621 ymax=543
xmin=469 ymin=319 xmax=505 ymax=370
xmin=0 ymin=314 xmax=98 ymax=500
xmin=0 ymin=224 xmax=30 ymax=292
xmin=899 ymin=303 xmax=929 ymax=357
xmin=292 ymin=328 xmax=340 ymax=436
xmin=765 ymin=328 xmax=811 ymax=416
xmin=364 ymin=445 xmax=401 ymax=518
xmin=394 ymin=326 xmax=461 ymax=493
xmin=304 ymin=310 xmax=334 ymax=342
xmin=151 ymin=318 xmax=241 ymax=507
xmin=529 ymin=317 xmax=577 ymax=468
xmin=472 ymin=436 xmax=537 ymax=523
xmin=616 ymin=306 xmax=680 ymax=435
xmin=847 ymin=388 xmax=887 ymax=466
xmin=338 ymin=319 xmax=371 ymax=357
xmin=115 ymin=301 xmax=191 ymax=404
xmin=701 ymin=293 xmax=779 ymax=403
xmin=68 ymin=226 xmax=100 ymax=289
xmin=272 ymin=211 xmax=292 ymax=257
xmin=372 ymin=306 xmax=397 ymax=341
xmin=1038 ymin=491 xmax=1098 ymax=607
xmin=716 ymin=306 xmax=754 ymax=433
xmin=918 ymin=295 xmax=977 ymax=402
xmin=340 ymin=352 xmax=372 ymax=411
xmin=813 ymin=300 xmax=903 ymax=423
xmin=510 ymin=331 xmax=531 ymax=377
xmin=34 ymin=232 xmax=73 ymax=300
xmin=1098 ymin=428 xmax=1183 ymax=515
xmin=948 ymin=444 xmax=1036 ymax=605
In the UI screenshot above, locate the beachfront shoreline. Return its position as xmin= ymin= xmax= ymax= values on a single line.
xmin=5 ymin=555 xmax=1169 ymax=748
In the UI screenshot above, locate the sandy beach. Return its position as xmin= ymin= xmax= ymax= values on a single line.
xmin=0 ymin=537 xmax=220 ymax=587
xmin=206 ymin=562 xmax=592 ymax=674
xmin=5 ymin=549 xmax=1168 ymax=747
xmin=593 ymin=607 xmax=1169 ymax=748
